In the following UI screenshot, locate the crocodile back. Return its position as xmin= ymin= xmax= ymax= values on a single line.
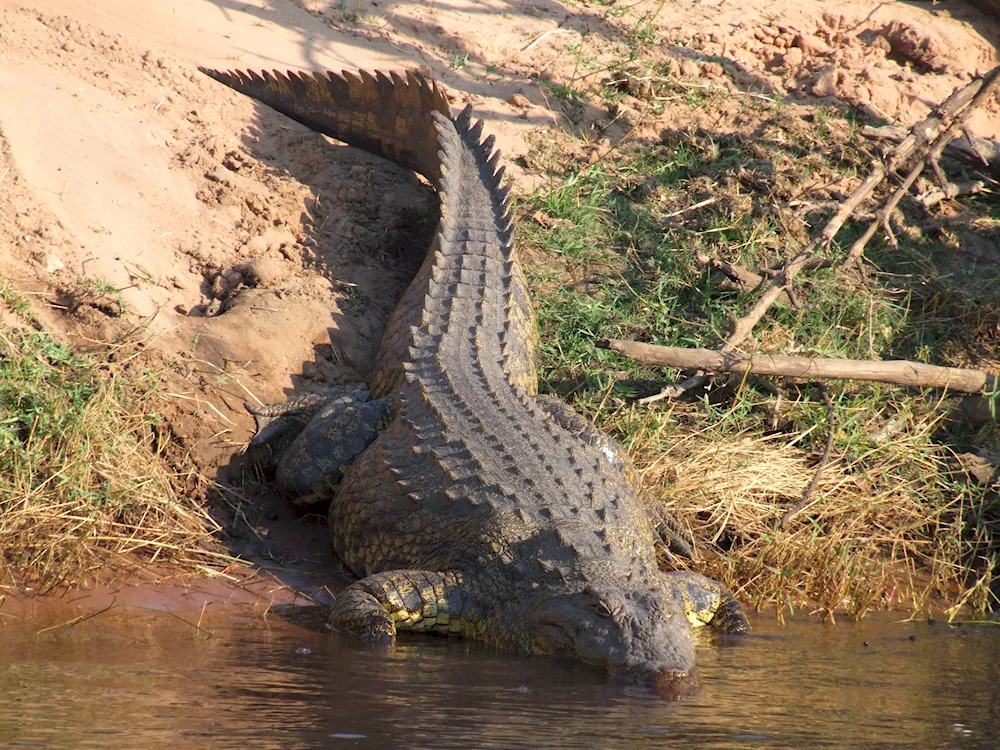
xmin=331 ymin=112 xmax=660 ymax=585
xmin=202 ymin=68 xmax=661 ymax=590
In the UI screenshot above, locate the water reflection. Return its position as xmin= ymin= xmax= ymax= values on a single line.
xmin=0 ymin=607 xmax=998 ymax=748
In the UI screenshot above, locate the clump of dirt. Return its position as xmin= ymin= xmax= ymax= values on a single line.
xmin=719 ymin=12 xmax=996 ymax=120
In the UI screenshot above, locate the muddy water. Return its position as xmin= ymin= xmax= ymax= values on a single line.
xmin=1 ymin=607 xmax=998 ymax=749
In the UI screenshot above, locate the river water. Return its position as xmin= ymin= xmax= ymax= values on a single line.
xmin=1 ymin=605 xmax=997 ymax=748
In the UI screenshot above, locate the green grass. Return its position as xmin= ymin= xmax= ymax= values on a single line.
xmin=0 ymin=292 xmax=225 ymax=590
xmin=517 ymin=107 xmax=1000 ymax=618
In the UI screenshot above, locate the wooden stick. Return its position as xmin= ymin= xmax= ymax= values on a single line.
xmin=917 ymin=179 xmax=987 ymax=208
xmin=638 ymin=66 xmax=1000 ymax=404
xmin=602 ymin=340 xmax=999 ymax=395
xmin=863 ymin=124 xmax=1000 ymax=175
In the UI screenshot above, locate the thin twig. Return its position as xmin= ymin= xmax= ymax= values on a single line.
xmin=144 ymin=607 xmax=215 ymax=638
xmin=663 ymin=196 xmax=718 ymax=219
xmin=668 ymin=79 xmax=776 ymax=103
xmin=35 ymin=601 xmax=118 ymax=635
xmin=521 ymin=28 xmax=575 ymax=52
xmin=781 ymin=384 xmax=835 ymax=528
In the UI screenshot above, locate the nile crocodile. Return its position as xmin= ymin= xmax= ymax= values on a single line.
xmin=201 ymin=68 xmax=750 ymax=693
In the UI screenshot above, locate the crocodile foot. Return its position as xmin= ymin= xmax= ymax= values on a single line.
xmin=665 ymin=569 xmax=752 ymax=634
xmin=245 ymin=385 xmax=392 ymax=507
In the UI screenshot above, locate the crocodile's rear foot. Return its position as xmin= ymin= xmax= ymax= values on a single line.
xmin=245 ymin=385 xmax=392 ymax=507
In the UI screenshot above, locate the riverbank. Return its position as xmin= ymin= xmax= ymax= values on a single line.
xmin=1 ymin=0 xmax=998 ymax=619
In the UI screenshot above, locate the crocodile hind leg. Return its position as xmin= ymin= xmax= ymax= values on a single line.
xmin=330 ymin=570 xmax=471 ymax=644
xmin=664 ymin=570 xmax=751 ymax=635
xmin=245 ymin=386 xmax=393 ymax=507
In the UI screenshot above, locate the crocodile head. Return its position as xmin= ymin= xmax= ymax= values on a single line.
xmin=529 ymin=582 xmax=698 ymax=697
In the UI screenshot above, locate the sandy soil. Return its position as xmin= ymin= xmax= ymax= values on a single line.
xmin=2 ymin=0 xmax=999 ymax=603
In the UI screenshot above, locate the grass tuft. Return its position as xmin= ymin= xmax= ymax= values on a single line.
xmin=0 ymin=296 xmax=227 ymax=591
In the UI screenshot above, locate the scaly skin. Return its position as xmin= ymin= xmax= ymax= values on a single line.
xmin=202 ymin=68 xmax=750 ymax=693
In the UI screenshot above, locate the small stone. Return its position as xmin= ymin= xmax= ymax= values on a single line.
xmin=811 ymin=65 xmax=839 ymax=97
xmin=210 ymin=275 xmax=229 ymax=299
xmin=507 ymin=93 xmax=530 ymax=107
xmin=701 ymin=62 xmax=724 ymax=79
xmin=783 ymin=47 xmax=804 ymax=68
xmin=44 ymin=254 xmax=64 ymax=273
xmin=795 ymin=33 xmax=833 ymax=56
xmin=679 ymin=59 xmax=699 ymax=78
xmin=243 ymin=255 xmax=284 ymax=286
xmin=244 ymin=235 xmax=268 ymax=255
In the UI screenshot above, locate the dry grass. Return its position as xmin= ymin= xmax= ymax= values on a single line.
xmin=0 ymin=307 xmax=231 ymax=592
xmin=640 ymin=421 xmax=972 ymax=619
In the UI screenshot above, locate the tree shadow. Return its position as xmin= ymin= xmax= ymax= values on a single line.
xmin=202 ymin=0 xmax=783 ymax=135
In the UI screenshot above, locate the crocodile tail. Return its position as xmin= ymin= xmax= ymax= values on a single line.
xmin=198 ymin=68 xmax=450 ymax=187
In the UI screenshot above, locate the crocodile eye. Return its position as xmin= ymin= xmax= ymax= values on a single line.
xmin=584 ymin=599 xmax=614 ymax=618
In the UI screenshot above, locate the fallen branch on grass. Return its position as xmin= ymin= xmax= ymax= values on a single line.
xmin=601 ymin=339 xmax=1000 ymax=395
xmin=694 ymin=251 xmax=831 ymax=296
xmin=916 ymin=179 xmax=988 ymax=209
xmin=639 ymin=65 xmax=1000 ymax=403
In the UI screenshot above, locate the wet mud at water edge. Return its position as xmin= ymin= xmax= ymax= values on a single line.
xmin=1 ymin=609 xmax=998 ymax=749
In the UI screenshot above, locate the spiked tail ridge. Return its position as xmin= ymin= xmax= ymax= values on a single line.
xmin=199 ymin=67 xmax=451 ymax=187
xmin=199 ymin=68 xmax=514 ymax=254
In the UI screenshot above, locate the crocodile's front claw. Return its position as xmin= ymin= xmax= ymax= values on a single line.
xmin=329 ymin=582 xmax=397 ymax=645
xmin=710 ymin=591 xmax=752 ymax=635
xmin=245 ymin=387 xmax=363 ymax=474
xmin=663 ymin=569 xmax=751 ymax=635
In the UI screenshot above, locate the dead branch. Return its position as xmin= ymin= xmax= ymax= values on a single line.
xmin=640 ymin=66 xmax=1000 ymax=404
xmin=819 ymin=72 xmax=992 ymax=247
xmin=917 ymin=179 xmax=988 ymax=208
xmin=602 ymin=340 xmax=1000 ymax=395
xmin=863 ymin=124 xmax=1000 ymax=175
xmin=781 ymin=384 xmax=835 ymax=529
xmin=694 ymin=251 xmax=765 ymax=292
xmin=844 ymin=68 xmax=1000 ymax=264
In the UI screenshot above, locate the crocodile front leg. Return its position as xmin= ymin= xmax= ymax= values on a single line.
xmin=664 ymin=570 xmax=751 ymax=634
xmin=245 ymin=386 xmax=393 ymax=506
xmin=329 ymin=570 xmax=472 ymax=644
